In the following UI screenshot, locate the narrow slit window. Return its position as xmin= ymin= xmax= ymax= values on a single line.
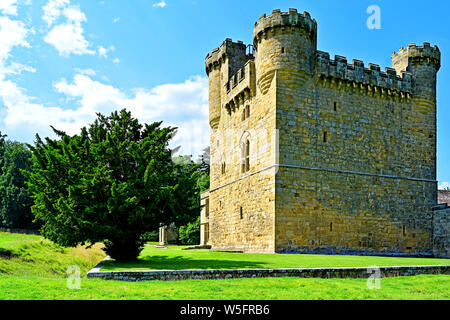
xmin=221 ymin=162 xmax=226 ymax=175
xmin=323 ymin=131 xmax=328 ymax=143
xmin=402 ymin=225 xmax=406 ymax=236
xmin=245 ymin=139 xmax=250 ymax=172
xmin=330 ymin=222 xmax=333 ymax=232
xmin=334 ymin=102 xmax=337 ymax=111
xmin=240 ymin=207 xmax=243 ymax=219
xmin=281 ymin=47 xmax=285 ymax=54
xmin=241 ymin=137 xmax=250 ymax=173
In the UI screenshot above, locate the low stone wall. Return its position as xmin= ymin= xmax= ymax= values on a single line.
xmin=433 ymin=206 xmax=449 ymax=258
xmin=87 ymin=265 xmax=450 ymax=282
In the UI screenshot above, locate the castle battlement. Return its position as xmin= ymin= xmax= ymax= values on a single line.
xmin=253 ymin=9 xmax=317 ymax=44
xmin=316 ymin=51 xmax=413 ymax=95
xmin=223 ymin=60 xmax=256 ymax=114
xmin=392 ymin=42 xmax=441 ymax=71
xmin=205 ymin=38 xmax=248 ymax=76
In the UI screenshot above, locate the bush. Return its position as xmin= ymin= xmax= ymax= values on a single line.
xmin=141 ymin=231 xmax=159 ymax=242
xmin=178 ymin=217 xmax=200 ymax=245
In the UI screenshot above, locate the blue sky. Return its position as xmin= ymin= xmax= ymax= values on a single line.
xmin=0 ymin=0 xmax=449 ymax=186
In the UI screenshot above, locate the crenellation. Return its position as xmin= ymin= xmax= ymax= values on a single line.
xmin=315 ymin=51 xmax=413 ymax=94
xmin=253 ymin=9 xmax=317 ymax=47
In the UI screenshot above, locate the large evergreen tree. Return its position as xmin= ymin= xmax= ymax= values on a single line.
xmin=0 ymin=133 xmax=35 ymax=229
xmin=24 ymin=109 xmax=200 ymax=261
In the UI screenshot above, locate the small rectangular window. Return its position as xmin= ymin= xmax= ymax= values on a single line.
xmin=402 ymin=225 xmax=406 ymax=236
xmin=330 ymin=222 xmax=333 ymax=232
xmin=323 ymin=131 xmax=328 ymax=143
xmin=281 ymin=47 xmax=285 ymax=54
xmin=334 ymin=102 xmax=337 ymax=111
xmin=240 ymin=207 xmax=243 ymax=219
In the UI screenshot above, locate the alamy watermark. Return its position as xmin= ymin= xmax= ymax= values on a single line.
xmin=67 ymin=265 xmax=81 ymax=289
xmin=366 ymin=266 xmax=382 ymax=289
xmin=366 ymin=5 xmax=381 ymax=30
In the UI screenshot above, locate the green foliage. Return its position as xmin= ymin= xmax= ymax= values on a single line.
xmin=178 ymin=216 xmax=200 ymax=245
xmin=0 ymin=134 xmax=35 ymax=229
xmin=23 ymin=109 xmax=200 ymax=261
xmin=141 ymin=231 xmax=159 ymax=242
xmin=196 ymin=174 xmax=209 ymax=193
xmin=196 ymin=146 xmax=210 ymax=192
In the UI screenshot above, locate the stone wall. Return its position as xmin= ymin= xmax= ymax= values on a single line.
xmin=87 ymin=265 xmax=450 ymax=282
xmin=433 ymin=206 xmax=449 ymax=258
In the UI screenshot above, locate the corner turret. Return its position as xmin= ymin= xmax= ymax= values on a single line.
xmin=392 ymin=42 xmax=441 ymax=100
xmin=252 ymin=9 xmax=318 ymax=93
xmin=205 ymin=39 xmax=250 ymax=129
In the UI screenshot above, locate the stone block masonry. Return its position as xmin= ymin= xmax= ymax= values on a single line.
xmin=203 ymin=8 xmax=448 ymax=257
xmin=87 ymin=265 xmax=450 ymax=282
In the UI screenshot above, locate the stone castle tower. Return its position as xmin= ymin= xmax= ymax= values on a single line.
xmin=201 ymin=9 xmax=447 ymax=256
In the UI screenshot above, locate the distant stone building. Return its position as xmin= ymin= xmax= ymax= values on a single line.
xmin=201 ymin=9 xmax=448 ymax=257
xmin=438 ymin=190 xmax=450 ymax=206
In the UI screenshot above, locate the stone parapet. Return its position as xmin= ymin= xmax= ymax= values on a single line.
xmin=316 ymin=51 xmax=413 ymax=95
xmin=253 ymin=9 xmax=317 ymax=45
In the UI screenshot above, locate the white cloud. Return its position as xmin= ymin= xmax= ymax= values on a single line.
xmin=0 ymin=62 xmax=36 ymax=76
xmin=42 ymin=0 xmax=70 ymax=26
xmin=42 ymin=0 xmax=95 ymax=56
xmin=1 ymin=72 xmax=209 ymax=156
xmin=44 ymin=23 xmax=95 ymax=56
xmin=74 ymin=68 xmax=96 ymax=76
xmin=0 ymin=16 xmax=30 ymax=64
xmin=439 ymin=182 xmax=450 ymax=190
xmin=98 ymin=45 xmax=114 ymax=58
xmin=0 ymin=16 xmax=32 ymax=82
xmin=113 ymin=17 xmax=120 ymax=23
xmin=0 ymin=3 xmax=207 ymax=157
xmin=54 ymin=74 xmax=209 ymax=155
xmin=112 ymin=57 xmax=120 ymax=64
xmin=0 ymin=0 xmax=18 ymax=16
xmin=153 ymin=1 xmax=167 ymax=8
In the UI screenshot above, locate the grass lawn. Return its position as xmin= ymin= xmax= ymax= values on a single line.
xmin=0 ymin=274 xmax=448 ymax=300
xmin=1 ymin=232 xmax=449 ymax=300
xmin=0 ymin=232 xmax=105 ymax=277
xmin=101 ymin=244 xmax=450 ymax=271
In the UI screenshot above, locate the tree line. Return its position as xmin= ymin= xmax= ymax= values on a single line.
xmin=0 ymin=109 xmax=209 ymax=261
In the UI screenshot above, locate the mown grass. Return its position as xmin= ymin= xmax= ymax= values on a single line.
xmin=0 ymin=274 xmax=448 ymax=300
xmin=0 ymin=233 xmax=449 ymax=300
xmin=0 ymin=232 xmax=105 ymax=278
xmin=101 ymin=245 xmax=450 ymax=271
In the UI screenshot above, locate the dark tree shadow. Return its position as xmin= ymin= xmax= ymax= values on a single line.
xmin=102 ymin=254 xmax=267 ymax=271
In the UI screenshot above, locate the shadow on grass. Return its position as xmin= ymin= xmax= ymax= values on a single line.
xmin=101 ymin=254 xmax=267 ymax=271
